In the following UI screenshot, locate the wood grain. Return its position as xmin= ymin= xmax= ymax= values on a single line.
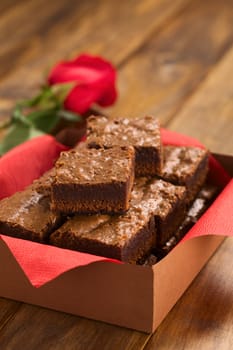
xmin=0 ymin=0 xmax=191 ymax=71
xmin=104 ymin=0 xmax=233 ymax=125
xmin=0 ymin=0 xmax=75 ymax=79
xmin=145 ymin=238 xmax=233 ymax=350
xmin=0 ymin=0 xmax=190 ymax=115
xmin=0 ymin=304 xmax=149 ymax=350
xmin=0 ymin=0 xmax=18 ymax=14
xmin=0 ymin=298 xmax=21 ymax=332
xmin=168 ymin=45 xmax=233 ymax=155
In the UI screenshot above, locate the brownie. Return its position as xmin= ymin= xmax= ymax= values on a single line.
xmin=175 ymin=184 xmax=219 ymax=240
xmin=142 ymin=179 xmax=187 ymax=247
xmin=51 ymin=146 xmax=135 ymax=214
xmin=50 ymin=178 xmax=187 ymax=262
xmin=86 ymin=115 xmax=163 ymax=176
xmin=0 ymin=184 xmax=61 ymax=243
xmin=161 ymin=146 xmax=209 ymax=203
xmin=50 ymin=209 xmax=155 ymax=264
xmin=50 ymin=180 xmax=157 ymax=263
xmin=154 ymin=184 xmax=219 ymax=259
xmin=32 ymin=168 xmax=56 ymax=193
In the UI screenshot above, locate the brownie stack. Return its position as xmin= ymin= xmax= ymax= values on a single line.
xmin=0 ymin=115 xmax=218 ymax=265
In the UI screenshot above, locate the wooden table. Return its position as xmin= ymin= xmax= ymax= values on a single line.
xmin=0 ymin=0 xmax=233 ymax=348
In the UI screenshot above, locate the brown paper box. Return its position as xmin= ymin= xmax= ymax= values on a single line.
xmin=0 ymin=153 xmax=232 ymax=333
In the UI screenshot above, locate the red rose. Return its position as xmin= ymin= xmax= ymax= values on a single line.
xmin=0 ymin=54 xmax=117 ymax=155
xmin=48 ymin=54 xmax=117 ymax=114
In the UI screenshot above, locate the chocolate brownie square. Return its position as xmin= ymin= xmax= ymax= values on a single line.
xmin=161 ymin=146 xmax=209 ymax=202
xmin=0 ymin=184 xmax=61 ymax=243
xmin=50 ymin=179 xmax=157 ymax=263
xmin=51 ymin=146 xmax=135 ymax=214
xmin=50 ymin=207 xmax=155 ymax=264
xmin=154 ymin=184 xmax=219 ymax=259
xmin=49 ymin=178 xmax=187 ymax=262
xmin=144 ymin=179 xmax=187 ymax=247
xmin=87 ymin=115 xmax=163 ymax=176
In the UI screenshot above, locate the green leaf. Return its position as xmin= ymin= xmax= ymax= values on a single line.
xmin=0 ymin=82 xmax=81 ymax=155
xmin=12 ymin=106 xmax=33 ymax=126
xmin=27 ymin=108 xmax=60 ymax=133
xmin=0 ymin=122 xmax=44 ymax=155
xmin=17 ymin=83 xmax=75 ymax=110
xmin=17 ymin=92 xmax=45 ymax=108
xmin=28 ymin=127 xmax=45 ymax=138
xmin=57 ymin=109 xmax=82 ymax=122
xmin=16 ymin=85 xmax=60 ymax=111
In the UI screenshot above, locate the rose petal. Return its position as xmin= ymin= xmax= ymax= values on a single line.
xmin=48 ymin=54 xmax=117 ymax=113
xmin=64 ymin=84 xmax=100 ymax=114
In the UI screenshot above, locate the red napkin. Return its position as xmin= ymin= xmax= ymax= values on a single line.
xmin=0 ymin=130 xmax=232 ymax=287
xmin=0 ymin=135 xmax=68 ymax=200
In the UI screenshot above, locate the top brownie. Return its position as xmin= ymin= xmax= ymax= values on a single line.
xmin=86 ymin=115 xmax=163 ymax=176
xmin=161 ymin=146 xmax=209 ymax=202
xmin=51 ymin=146 xmax=135 ymax=214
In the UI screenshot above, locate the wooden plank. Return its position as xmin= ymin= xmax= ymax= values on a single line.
xmin=167 ymin=44 xmax=233 ymax=155
xmin=0 ymin=298 xmax=21 ymax=332
xmin=0 ymin=0 xmax=190 ymax=75
xmin=104 ymin=0 xmax=233 ymax=125
xmin=0 ymin=0 xmax=84 ymax=79
xmin=0 ymin=0 xmax=191 ymax=118
xmin=0 ymin=0 xmax=17 ymax=14
xmin=0 ymin=304 xmax=150 ymax=350
xmin=145 ymin=238 xmax=233 ymax=350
